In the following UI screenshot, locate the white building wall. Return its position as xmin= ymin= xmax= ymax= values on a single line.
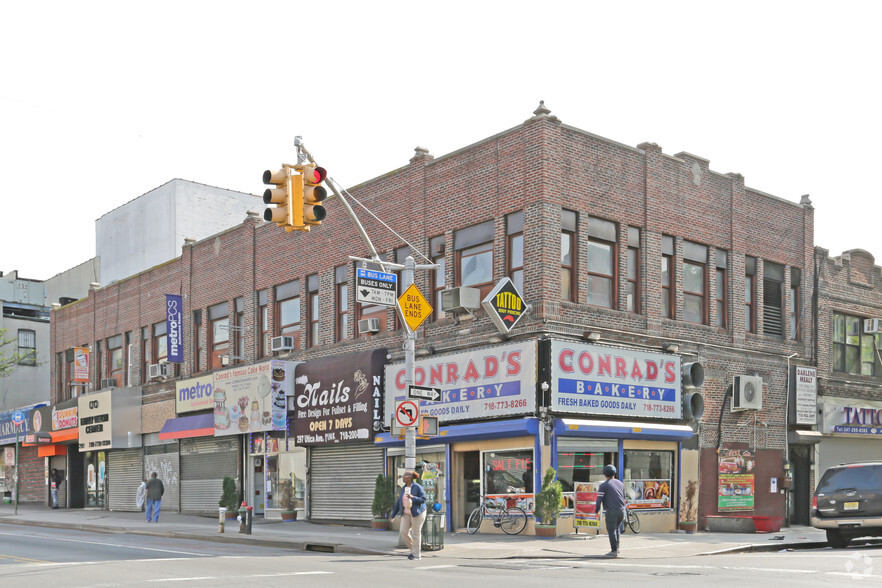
xmin=0 ymin=306 xmax=50 ymax=412
xmin=96 ymin=180 xmax=256 ymax=286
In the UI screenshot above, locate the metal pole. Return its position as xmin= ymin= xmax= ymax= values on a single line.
xmin=14 ymin=427 xmax=19 ymax=515
xmin=403 ymin=256 xmax=416 ymax=471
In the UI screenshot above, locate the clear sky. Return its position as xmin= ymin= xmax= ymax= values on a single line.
xmin=2 ymin=1 xmax=879 ymax=280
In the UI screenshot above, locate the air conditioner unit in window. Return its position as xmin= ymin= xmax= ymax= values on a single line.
xmin=147 ymin=364 xmax=162 ymax=380
xmin=271 ymin=336 xmax=295 ymax=352
xmin=864 ymin=318 xmax=882 ymax=334
xmin=160 ymin=362 xmax=174 ymax=379
xmin=100 ymin=378 xmax=118 ymax=389
xmin=732 ymin=375 xmax=763 ymax=411
xmin=440 ymin=286 xmax=481 ymax=313
xmin=358 ymin=318 xmax=380 ymax=334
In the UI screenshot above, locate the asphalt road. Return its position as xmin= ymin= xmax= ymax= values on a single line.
xmin=2 ymin=526 xmax=880 ymax=586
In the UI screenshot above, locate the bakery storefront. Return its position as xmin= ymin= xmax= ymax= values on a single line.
xmin=376 ymin=340 xmax=540 ymax=532
xmin=548 ymin=340 xmax=693 ymax=534
xmin=292 ymin=349 xmax=386 ymax=524
xmin=817 ymin=396 xmax=882 ymax=472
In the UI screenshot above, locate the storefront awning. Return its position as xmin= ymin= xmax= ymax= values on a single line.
xmin=555 ymin=418 xmax=695 ymax=441
xmin=374 ymin=418 xmax=540 ymax=447
xmin=788 ymin=429 xmax=823 ymax=445
xmin=159 ymin=413 xmax=215 ymax=441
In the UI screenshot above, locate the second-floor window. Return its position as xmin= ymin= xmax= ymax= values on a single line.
xmin=662 ymin=235 xmax=674 ymax=319
xmin=625 ymin=227 xmax=640 ymax=313
xmin=335 ymin=266 xmax=349 ymax=341
xmin=258 ymin=289 xmax=270 ymax=358
xmin=209 ymin=302 xmax=230 ymax=369
xmin=455 ymin=220 xmax=494 ymax=299
xmin=745 ymin=256 xmax=757 ymax=333
xmin=683 ymin=241 xmax=707 ymax=324
xmin=153 ymin=322 xmax=168 ymax=364
xmin=833 ymin=312 xmax=880 ymax=376
xmin=715 ymin=250 xmax=728 ymax=329
xmin=17 ymin=329 xmax=36 ymax=366
xmin=307 ymin=275 xmax=320 ymax=347
xmin=430 ymin=236 xmax=446 ymax=322
xmin=561 ymin=210 xmax=576 ymax=302
xmin=764 ymin=261 xmax=784 ymax=337
xmin=276 ymin=279 xmax=301 ymax=349
xmin=586 ymin=217 xmax=616 ymax=308
xmin=790 ymin=268 xmax=801 ymax=340
xmin=107 ymin=335 xmax=123 ymax=386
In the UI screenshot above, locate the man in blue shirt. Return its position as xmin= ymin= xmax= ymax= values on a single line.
xmin=595 ymin=464 xmax=626 ymax=557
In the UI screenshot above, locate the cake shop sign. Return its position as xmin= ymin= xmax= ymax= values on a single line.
xmin=384 ymin=341 xmax=537 ymax=424
xmin=551 ymin=341 xmax=682 ymax=420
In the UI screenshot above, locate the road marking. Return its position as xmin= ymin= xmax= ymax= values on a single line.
xmin=415 ymin=565 xmax=457 ymax=570
xmin=147 ymin=571 xmax=332 ymax=582
xmin=570 ymin=561 xmax=817 ymax=574
xmin=0 ymin=531 xmax=209 ymax=557
xmin=0 ymin=554 xmax=52 ymax=564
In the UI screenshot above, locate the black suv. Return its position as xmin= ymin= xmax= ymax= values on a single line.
xmin=812 ymin=462 xmax=882 ymax=548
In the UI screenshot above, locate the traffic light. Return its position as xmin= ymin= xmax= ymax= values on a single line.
xmin=300 ymin=164 xmax=327 ymax=229
xmin=681 ymin=361 xmax=705 ymax=420
xmin=262 ymin=167 xmax=295 ymax=229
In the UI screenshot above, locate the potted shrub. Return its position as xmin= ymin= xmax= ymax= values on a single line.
xmin=534 ymin=467 xmax=563 ymax=538
xmin=279 ymin=479 xmax=297 ymax=521
xmin=678 ymin=479 xmax=698 ymax=533
xmin=371 ymin=474 xmax=395 ymax=530
xmin=219 ymin=476 xmax=240 ymax=520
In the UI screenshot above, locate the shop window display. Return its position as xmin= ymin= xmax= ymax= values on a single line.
xmin=623 ymin=450 xmax=673 ymax=510
xmin=556 ymin=445 xmax=617 ymax=512
xmin=251 ymin=435 xmax=305 ymax=515
xmin=391 ymin=452 xmax=446 ymax=509
xmin=482 ymin=449 xmax=534 ymax=513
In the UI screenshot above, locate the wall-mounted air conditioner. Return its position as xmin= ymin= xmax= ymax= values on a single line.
xmin=100 ymin=378 xmax=118 ymax=389
xmin=271 ymin=336 xmax=295 ymax=352
xmin=441 ymin=286 xmax=481 ymax=313
xmin=147 ymin=364 xmax=162 ymax=380
xmin=864 ymin=318 xmax=882 ymax=334
xmin=358 ymin=318 xmax=381 ymax=334
xmin=732 ymin=375 xmax=763 ymax=411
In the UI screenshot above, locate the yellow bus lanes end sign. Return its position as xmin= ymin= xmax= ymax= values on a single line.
xmin=398 ymin=283 xmax=432 ymax=332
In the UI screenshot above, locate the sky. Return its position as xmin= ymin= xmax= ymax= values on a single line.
xmin=2 ymin=1 xmax=880 ymax=281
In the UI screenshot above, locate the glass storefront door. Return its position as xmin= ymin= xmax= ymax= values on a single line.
xmin=84 ymin=451 xmax=106 ymax=508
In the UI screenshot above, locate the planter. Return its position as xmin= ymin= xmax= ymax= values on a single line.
xmin=225 ymin=510 xmax=239 ymax=520
xmin=751 ymin=516 xmax=782 ymax=534
xmin=281 ymin=511 xmax=298 ymax=522
xmin=371 ymin=518 xmax=390 ymax=531
xmin=535 ymin=524 xmax=557 ymax=538
xmin=678 ymin=521 xmax=697 ymax=534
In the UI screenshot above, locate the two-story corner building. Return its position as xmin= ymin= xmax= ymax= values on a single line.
xmin=811 ymin=248 xmax=882 ymax=519
xmin=47 ymin=104 xmax=813 ymax=533
xmin=0 ymin=270 xmax=50 ymax=503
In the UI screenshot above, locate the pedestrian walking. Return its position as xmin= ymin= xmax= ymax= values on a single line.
xmin=391 ymin=470 xmax=427 ymax=560
xmin=595 ymin=464 xmax=626 ymax=557
xmin=136 ymin=477 xmax=147 ymax=511
xmin=50 ymin=468 xmax=64 ymax=509
xmin=145 ymin=472 xmax=165 ymax=523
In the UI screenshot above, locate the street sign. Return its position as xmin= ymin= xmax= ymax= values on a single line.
xmin=408 ymin=385 xmax=441 ymax=403
xmin=398 ymin=283 xmax=432 ymax=332
xmin=395 ymin=400 xmax=420 ymax=427
xmin=356 ymin=268 xmax=398 ymax=306
xmin=482 ymin=277 xmax=527 ymax=334
xmin=407 ymin=386 xmax=441 ymax=402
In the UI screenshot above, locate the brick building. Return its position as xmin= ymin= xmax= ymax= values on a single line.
xmin=47 ymin=103 xmax=814 ymax=532
xmin=809 ymin=248 xmax=882 ymax=524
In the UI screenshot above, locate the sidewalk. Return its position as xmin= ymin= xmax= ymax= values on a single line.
xmin=0 ymin=503 xmax=831 ymax=560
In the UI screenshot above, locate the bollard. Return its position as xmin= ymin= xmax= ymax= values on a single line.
xmin=218 ymin=507 xmax=226 ymax=533
xmin=239 ymin=501 xmax=248 ymax=534
xmin=245 ymin=505 xmax=253 ymax=535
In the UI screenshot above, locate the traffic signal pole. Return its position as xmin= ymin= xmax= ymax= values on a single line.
xmin=293 ymin=139 xmax=436 ymax=471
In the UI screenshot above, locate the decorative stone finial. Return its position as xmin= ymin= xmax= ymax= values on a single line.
xmin=533 ymin=100 xmax=551 ymax=117
xmin=799 ymin=194 xmax=813 ymax=207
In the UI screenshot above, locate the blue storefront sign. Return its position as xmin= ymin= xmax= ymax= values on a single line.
xmin=166 ymin=294 xmax=184 ymax=363
xmin=0 ymin=404 xmax=48 ymax=444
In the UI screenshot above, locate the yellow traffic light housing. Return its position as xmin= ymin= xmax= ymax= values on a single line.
xmin=300 ymin=164 xmax=328 ymax=229
xmin=262 ymin=168 xmax=296 ymax=228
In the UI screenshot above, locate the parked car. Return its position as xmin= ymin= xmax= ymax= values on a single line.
xmin=811 ymin=462 xmax=882 ymax=548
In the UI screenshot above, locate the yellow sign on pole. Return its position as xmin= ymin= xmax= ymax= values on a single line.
xmin=398 ymin=283 xmax=432 ymax=332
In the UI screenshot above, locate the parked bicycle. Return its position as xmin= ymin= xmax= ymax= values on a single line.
xmin=621 ymin=506 xmax=640 ymax=534
xmin=466 ymin=496 xmax=528 ymax=535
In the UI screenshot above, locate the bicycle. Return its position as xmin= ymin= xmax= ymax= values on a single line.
xmin=621 ymin=506 xmax=640 ymax=534
xmin=466 ymin=496 xmax=528 ymax=535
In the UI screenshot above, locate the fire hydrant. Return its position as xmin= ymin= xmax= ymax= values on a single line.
xmin=238 ymin=501 xmax=253 ymax=534
xmin=219 ymin=507 xmax=227 ymax=533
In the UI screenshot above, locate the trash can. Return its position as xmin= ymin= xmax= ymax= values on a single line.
xmin=421 ymin=513 xmax=444 ymax=551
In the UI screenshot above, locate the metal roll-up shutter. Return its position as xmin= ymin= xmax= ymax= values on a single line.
xmin=50 ymin=455 xmax=67 ymax=508
xmin=144 ymin=434 xmax=180 ymax=513
xmin=180 ymin=437 xmax=239 ymax=514
xmin=310 ymin=444 xmax=383 ymax=522
xmin=818 ymin=438 xmax=882 ymax=473
xmin=108 ymin=448 xmax=143 ymax=512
